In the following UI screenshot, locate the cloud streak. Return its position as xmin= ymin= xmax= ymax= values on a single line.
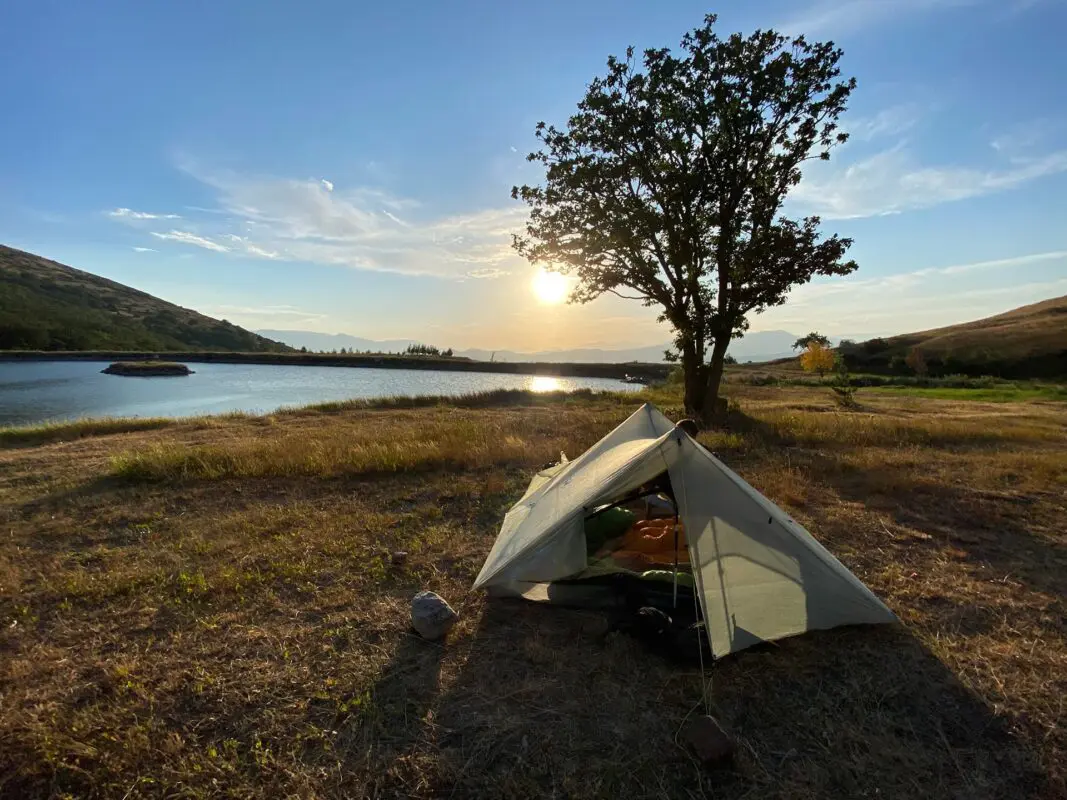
xmin=110 ymin=207 xmax=181 ymax=220
xmin=122 ymin=164 xmax=524 ymax=279
xmin=846 ymin=103 xmax=923 ymax=142
xmin=151 ymin=230 xmax=231 ymax=252
xmin=780 ymin=0 xmax=977 ymax=36
xmin=792 ymin=143 xmax=1067 ymax=218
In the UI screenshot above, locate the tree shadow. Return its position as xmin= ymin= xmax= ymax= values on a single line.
xmin=427 ymin=598 xmax=1051 ymax=799
xmin=818 ymin=458 xmax=1067 ymax=600
xmin=717 ymin=407 xmax=1067 ymax=600
xmin=310 ymin=628 xmax=446 ymax=797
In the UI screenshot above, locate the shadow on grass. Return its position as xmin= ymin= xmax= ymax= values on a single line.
xmin=425 ymin=600 xmax=1049 ymax=799
xmin=325 ymin=630 xmax=446 ymax=796
xmin=719 ymin=408 xmax=1067 ymax=600
xmin=822 ymin=459 xmax=1067 ymax=600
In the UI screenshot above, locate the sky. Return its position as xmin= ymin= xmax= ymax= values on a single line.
xmin=2 ymin=0 xmax=1066 ymax=351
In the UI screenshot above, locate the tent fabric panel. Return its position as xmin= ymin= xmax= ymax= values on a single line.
xmin=474 ymin=434 xmax=668 ymax=587
xmin=668 ymin=436 xmax=896 ymax=656
xmin=686 ymin=440 xmax=896 ymax=614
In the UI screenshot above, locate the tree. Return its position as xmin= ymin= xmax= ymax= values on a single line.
xmin=905 ymin=346 xmax=928 ymax=376
xmin=511 ymin=15 xmax=858 ymax=421
xmin=793 ymin=331 xmax=831 ymax=351
xmin=800 ymin=341 xmax=835 ymax=376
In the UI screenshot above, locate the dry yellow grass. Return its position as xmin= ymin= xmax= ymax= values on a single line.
xmin=0 ymin=387 xmax=1064 ymax=798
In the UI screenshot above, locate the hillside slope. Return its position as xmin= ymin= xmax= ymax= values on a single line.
xmin=0 ymin=245 xmax=289 ymax=352
xmin=847 ymin=296 xmax=1067 ymax=378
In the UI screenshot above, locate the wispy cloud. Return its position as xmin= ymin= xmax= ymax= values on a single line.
xmin=208 ymin=304 xmax=325 ymax=319
xmin=109 ymin=207 xmax=181 ymax=220
xmin=781 ymin=0 xmax=977 ymax=36
xmin=382 ymin=210 xmax=409 ymax=227
xmin=119 ymin=163 xmax=526 ymax=279
xmin=245 ymin=243 xmax=280 ymax=259
xmin=846 ymin=103 xmax=922 ymax=141
xmin=151 ymin=230 xmax=230 ymax=252
xmin=132 ymin=246 xmax=157 ymax=253
xmin=792 ymin=142 xmax=1067 ymax=218
xmin=989 ymin=117 xmax=1063 ymax=156
xmin=794 ymin=250 xmax=1067 ymax=299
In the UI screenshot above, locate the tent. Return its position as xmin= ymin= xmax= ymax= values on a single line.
xmin=473 ymin=404 xmax=895 ymax=657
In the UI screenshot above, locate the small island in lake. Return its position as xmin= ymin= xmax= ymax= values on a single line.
xmin=102 ymin=361 xmax=194 ymax=377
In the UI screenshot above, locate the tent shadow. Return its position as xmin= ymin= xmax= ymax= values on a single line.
xmin=428 ymin=599 xmax=1050 ymax=799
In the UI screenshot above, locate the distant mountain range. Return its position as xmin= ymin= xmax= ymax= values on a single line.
xmin=0 ymin=245 xmax=290 ymax=352
xmin=255 ymin=328 xmax=806 ymax=363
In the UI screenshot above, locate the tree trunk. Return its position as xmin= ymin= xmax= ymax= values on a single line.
xmin=681 ymin=343 xmax=709 ymax=421
xmin=701 ymin=334 xmax=732 ymax=423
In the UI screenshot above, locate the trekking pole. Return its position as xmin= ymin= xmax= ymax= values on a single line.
xmin=672 ymin=512 xmax=679 ymax=608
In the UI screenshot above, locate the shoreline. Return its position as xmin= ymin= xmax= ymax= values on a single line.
xmin=0 ymin=387 xmax=650 ymax=441
xmin=0 ymin=350 xmax=671 ymax=382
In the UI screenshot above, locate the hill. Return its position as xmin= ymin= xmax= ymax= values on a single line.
xmin=844 ymin=296 xmax=1067 ymax=378
xmin=0 ymin=245 xmax=290 ymax=352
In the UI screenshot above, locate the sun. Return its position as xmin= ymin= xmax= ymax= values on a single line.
xmin=532 ymin=268 xmax=568 ymax=304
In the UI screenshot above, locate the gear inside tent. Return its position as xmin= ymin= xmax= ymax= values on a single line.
xmin=473 ymin=404 xmax=896 ymax=657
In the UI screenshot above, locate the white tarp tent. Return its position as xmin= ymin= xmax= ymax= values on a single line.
xmin=473 ymin=404 xmax=895 ymax=657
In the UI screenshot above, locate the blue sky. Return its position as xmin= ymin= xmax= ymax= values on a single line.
xmin=2 ymin=0 xmax=1065 ymax=350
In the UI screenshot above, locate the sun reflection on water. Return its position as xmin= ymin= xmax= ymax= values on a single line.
xmin=528 ymin=375 xmax=564 ymax=393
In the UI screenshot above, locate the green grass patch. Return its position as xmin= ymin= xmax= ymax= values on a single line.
xmin=284 ymin=387 xmax=636 ymax=414
xmin=866 ymin=385 xmax=1067 ymax=402
xmin=0 ymin=417 xmax=177 ymax=447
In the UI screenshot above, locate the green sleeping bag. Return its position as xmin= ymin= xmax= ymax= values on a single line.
xmin=583 ymin=507 xmax=636 ymax=555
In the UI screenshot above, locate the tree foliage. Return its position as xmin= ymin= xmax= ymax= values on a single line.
xmin=404 ymin=343 xmax=454 ymax=357
xmin=793 ymin=331 xmax=832 ymax=350
xmin=905 ymin=346 xmax=928 ymax=376
xmin=511 ymin=14 xmax=858 ymax=420
xmin=800 ymin=341 xmax=835 ymax=375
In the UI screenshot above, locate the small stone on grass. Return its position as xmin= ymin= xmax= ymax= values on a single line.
xmin=411 ymin=590 xmax=458 ymax=640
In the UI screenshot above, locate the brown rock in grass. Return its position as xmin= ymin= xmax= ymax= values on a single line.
xmin=682 ymin=714 xmax=735 ymax=765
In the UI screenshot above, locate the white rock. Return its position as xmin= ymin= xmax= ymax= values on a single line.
xmin=410 ymin=590 xmax=458 ymax=640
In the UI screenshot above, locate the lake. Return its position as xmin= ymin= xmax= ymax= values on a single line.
xmin=0 ymin=361 xmax=640 ymax=427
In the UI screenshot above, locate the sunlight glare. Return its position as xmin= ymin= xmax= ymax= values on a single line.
xmin=532 ymin=268 xmax=568 ymax=304
xmin=528 ymin=376 xmax=563 ymax=393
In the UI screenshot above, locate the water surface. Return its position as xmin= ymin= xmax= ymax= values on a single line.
xmin=0 ymin=361 xmax=639 ymax=427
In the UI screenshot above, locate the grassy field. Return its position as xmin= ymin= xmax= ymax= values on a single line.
xmin=1 ymin=386 xmax=1064 ymax=798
